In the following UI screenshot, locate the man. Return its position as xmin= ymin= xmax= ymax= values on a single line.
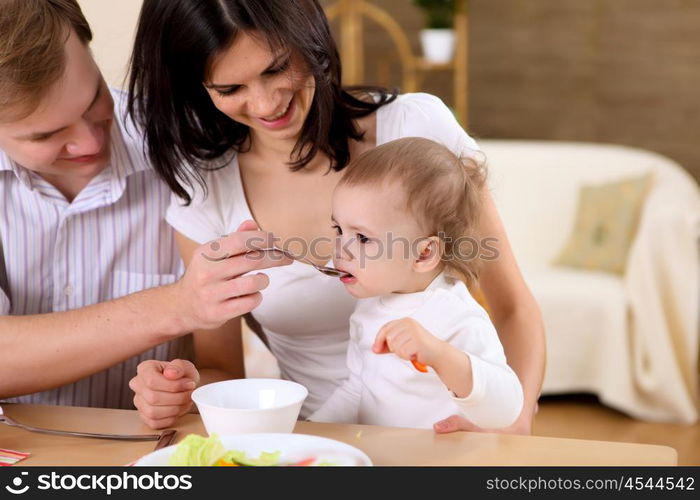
xmin=0 ymin=0 xmax=288 ymax=414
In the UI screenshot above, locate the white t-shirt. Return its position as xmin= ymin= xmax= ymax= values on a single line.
xmin=166 ymin=93 xmax=480 ymax=417
xmin=309 ymin=273 xmax=524 ymax=429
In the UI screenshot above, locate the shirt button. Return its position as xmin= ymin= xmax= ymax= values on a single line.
xmin=63 ymin=285 xmax=74 ymax=296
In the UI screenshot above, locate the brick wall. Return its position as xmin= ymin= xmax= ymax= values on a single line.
xmin=323 ymin=0 xmax=700 ymax=181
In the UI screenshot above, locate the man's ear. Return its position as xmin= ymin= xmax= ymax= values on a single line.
xmin=413 ymin=236 xmax=442 ymax=273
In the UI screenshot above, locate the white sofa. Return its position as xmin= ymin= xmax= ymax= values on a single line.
xmin=480 ymin=140 xmax=700 ymax=423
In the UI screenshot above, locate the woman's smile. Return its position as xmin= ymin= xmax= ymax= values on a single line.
xmin=256 ymin=95 xmax=296 ymax=130
xmin=260 ymin=97 xmax=292 ymax=122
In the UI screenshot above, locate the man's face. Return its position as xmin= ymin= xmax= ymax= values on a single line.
xmin=0 ymin=30 xmax=113 ymax=196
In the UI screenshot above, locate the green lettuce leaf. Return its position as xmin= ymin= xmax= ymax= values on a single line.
xmin=167 ymin=433 xmax=226 ymax=466
xmin=219 ymin=449 xmax=281 ymax=466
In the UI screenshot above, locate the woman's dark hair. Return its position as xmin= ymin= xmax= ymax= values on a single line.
xmin=127 ymin=0 xmax=396 ymax=204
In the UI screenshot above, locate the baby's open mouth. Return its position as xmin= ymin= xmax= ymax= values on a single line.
xmin=339 ymin=271 xmax=356 ymax=284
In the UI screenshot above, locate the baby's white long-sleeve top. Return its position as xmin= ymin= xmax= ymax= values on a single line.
xmin=309 ymin=273 xmax=524 ymax=429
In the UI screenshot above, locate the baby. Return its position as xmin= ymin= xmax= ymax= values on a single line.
xmin=309 ymin=137 xmax=523 ymax=429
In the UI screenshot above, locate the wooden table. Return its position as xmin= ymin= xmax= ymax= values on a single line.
xmin=0 ymin=404 xmax=677 ymax=466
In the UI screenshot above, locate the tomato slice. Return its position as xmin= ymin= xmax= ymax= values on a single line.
xmin=290 ymin=457 xmax=316 ymax=466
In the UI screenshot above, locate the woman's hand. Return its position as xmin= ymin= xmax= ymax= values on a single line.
xmin=130 ymin=359 xmax=200 ymax=429
xmin=433 ymin=402 xmax=538 ymax=435
xmin=171 ymin=220 xmax=292 ymax=333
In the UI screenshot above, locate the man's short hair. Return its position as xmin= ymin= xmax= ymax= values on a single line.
xmin=0 ymin=0 xmax=92 ymax=122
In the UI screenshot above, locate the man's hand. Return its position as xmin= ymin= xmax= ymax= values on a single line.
xmin=172 ymin=220 xmax=292 ymax=333
xmin=130 ymin=359 xmax=200 ymax=429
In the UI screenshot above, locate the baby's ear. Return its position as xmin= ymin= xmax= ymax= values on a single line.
xmin=413 ymin=236 xmax=442 ymax=273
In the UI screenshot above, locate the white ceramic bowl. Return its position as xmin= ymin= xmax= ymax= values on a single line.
xmin=191 ymin=379 xmax=308 ymax=435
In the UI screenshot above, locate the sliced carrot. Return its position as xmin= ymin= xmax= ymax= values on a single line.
xmin=216 ymin=459 xmax=239 ymax=466
xmin=411 ymin=359 xmax=429 ymax=373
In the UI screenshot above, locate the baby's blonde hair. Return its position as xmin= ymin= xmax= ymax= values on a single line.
xmin=339 ymin=137 xmax=486 ymax=286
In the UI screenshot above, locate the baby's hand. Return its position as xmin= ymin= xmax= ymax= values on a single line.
xmin=373 ymin=318 xmax=446 ymax=369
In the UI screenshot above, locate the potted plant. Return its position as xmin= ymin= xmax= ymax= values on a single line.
xmin=413 ymin=0 xmax=456 ymax=63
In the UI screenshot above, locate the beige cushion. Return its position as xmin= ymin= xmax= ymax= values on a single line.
xmin=553 ymin=174 xmax=653 ymax=274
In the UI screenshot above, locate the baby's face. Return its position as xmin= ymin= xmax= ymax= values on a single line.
xmin=331 ymin=181 xmax=429 ymax=298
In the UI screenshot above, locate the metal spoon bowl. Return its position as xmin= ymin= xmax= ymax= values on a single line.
xmin=202 ymin=247 xmax=351 ymax=278
xmin=288 ymin=254 xmax=351 ymax=278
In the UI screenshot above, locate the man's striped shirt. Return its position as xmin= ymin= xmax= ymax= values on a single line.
xmin=0 ymin=89 xmax=188 ymax=409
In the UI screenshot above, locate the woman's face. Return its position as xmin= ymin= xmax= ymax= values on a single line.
xmin=204 ymin=31 xmax=315 ymax=145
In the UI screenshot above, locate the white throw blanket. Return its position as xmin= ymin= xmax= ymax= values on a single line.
xmin=481 ymin=140 xmax=700 ymax=424
xmin=623 ymin=159 xmax=700 ymax=423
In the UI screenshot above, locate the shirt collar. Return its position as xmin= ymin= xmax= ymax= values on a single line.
xmin=104 ymin=115 xmax=148 ymax=203
xmin=0 ymin=154 xmax=12 ymax=172
xmin=109 ymin=106 xmax=152 ymax=180
xmin=377 ymin=273 xmax=452 ymax=310
xmin=0 ymin=152 xmax=37 ymax=190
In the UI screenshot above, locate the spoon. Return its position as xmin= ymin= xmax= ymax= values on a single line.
xmin=203 ymin=247 xmax=351 ymax=278
xmin=285 ymin=253 xmax=351 ymax=278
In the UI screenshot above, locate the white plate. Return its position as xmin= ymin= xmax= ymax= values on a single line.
xmin=134 ymin=433 xmax=372 ymax=466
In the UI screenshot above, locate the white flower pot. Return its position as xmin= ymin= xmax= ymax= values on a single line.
xmin=420 ymin=28 xmax=456 ymax=64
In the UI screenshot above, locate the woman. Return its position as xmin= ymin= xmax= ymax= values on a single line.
xmin=127 ymin=0 xmax=545 ymax=433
